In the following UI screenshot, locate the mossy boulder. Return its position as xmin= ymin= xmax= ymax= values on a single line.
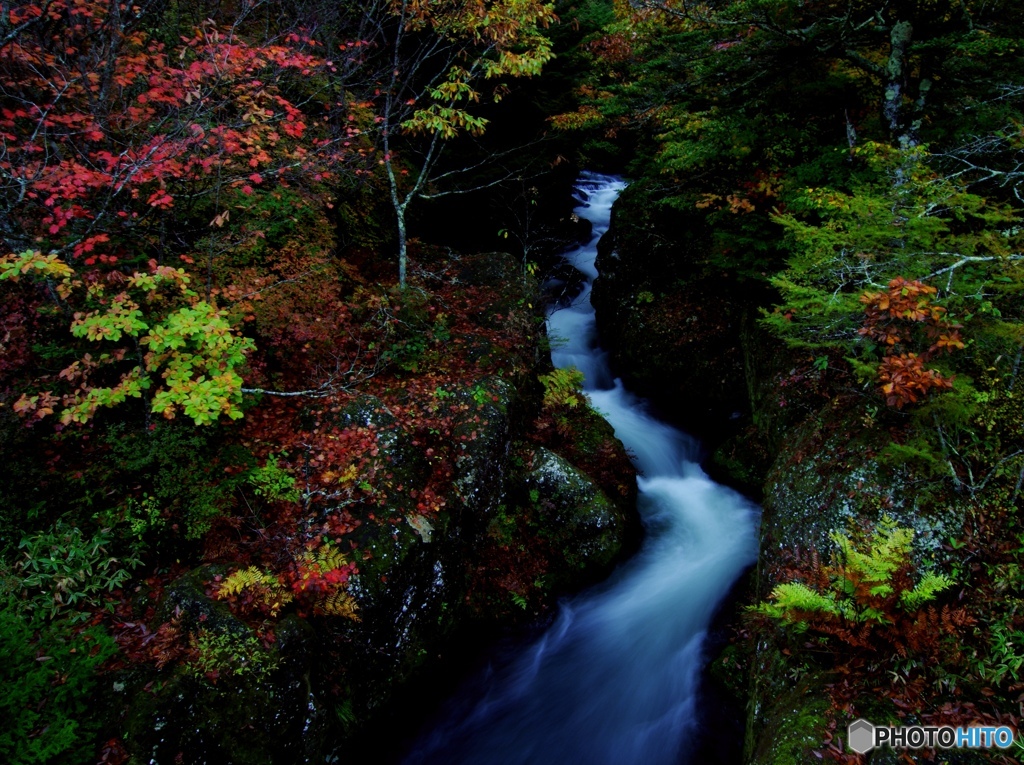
xmin=125 ymin=571 xmax=326 ymax=765
xmin=336 ymin=376 xmax=517 ymax=717
xmin=760 ymin=398 xmax=961 ymax=566
xmin=746 ymin=396 xmax=967 ymax=763
xmin=525 ymin=446 xmax=633 ymax=582
xmin=748 ymin=671 xmax=831 ymax=765
xmin=452 ymin=377 xmax=515 ymax=508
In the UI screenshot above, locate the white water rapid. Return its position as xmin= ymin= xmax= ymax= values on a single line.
xmin=404 ymin=172 xmax=761 ymax=765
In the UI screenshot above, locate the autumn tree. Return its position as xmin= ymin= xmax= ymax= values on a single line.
xmin=369 ymin=0 xmax=558 ymax=287
xmin=552 ymin=0 xmax=1024 ymax=277
xmin=0 ymin=0 xmax=364 ymax=425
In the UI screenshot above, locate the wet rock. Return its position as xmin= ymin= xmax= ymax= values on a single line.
xmin=589 ymin=181 xmax=749 ymax=443
xmin=525 ymin=446 xmax=631 ymax=579
xmin=334 ymin=375 xmax=518 ymax=720
xmin=127 ymin=571 xmax=325 ymax=765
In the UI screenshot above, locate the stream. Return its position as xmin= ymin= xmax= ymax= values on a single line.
xmin=403 ymin=172 xmax=761 ymax=765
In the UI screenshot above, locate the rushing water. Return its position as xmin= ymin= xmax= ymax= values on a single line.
xmin=404 ymin=172 xmax=761 ymax=765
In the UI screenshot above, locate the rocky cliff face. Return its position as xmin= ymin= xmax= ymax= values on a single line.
xmin=590 ymin=181 xmax=750 ymax=444
xmin=115 ymin=252 xmax=640 ymax=764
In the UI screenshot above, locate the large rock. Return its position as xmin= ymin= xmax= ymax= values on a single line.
xmin=744 ymin=395 xmax=969 ymax=763
xmin=123 ymin=569 xmax=326 ymax=765
xmin=760 ymin=400 xmax=960 ymax=562
xmin=338 ymin=375 xmax=518 ymax=719
xmin=525 ymin=446 xmax=632 ymax=581
xmin=590 ymin=180 xmax=750 ymax=442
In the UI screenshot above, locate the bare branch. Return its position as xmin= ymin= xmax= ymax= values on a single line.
xmin=920 ymin=254 xmax=1024 ymax=282
xmin=242 ymin=345 xmax=381 ymax=399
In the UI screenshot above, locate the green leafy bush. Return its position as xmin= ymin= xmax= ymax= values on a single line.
xmin=0 ymin=594 xmax=117 ymax=764
xmin=186 ymin=630 xmax=278 ymax=683
xmin=246 ymin=458 xmax=300 ymax=503
xmin=105 ymin=423 xmax=254 ymax=540
xmin=2 ymin=253 xmax=255 ymax=426
xmin=977 ymin=619 xmax=1024 ymax=687
xmin=17 ymin=520 xmax=141 ymax=622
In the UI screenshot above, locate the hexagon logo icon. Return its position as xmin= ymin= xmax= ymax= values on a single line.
xmin=848 ymin=718 xmax=876 ymax=754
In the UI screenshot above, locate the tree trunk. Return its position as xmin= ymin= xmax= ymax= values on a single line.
xmin=884 ymin=20 xmax=914 ymax=146
xmin=396 ymin=204 xmax=408 ymax=289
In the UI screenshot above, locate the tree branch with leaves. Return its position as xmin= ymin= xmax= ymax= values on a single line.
xmin=369 ymin=0 xmax=556 ymax=287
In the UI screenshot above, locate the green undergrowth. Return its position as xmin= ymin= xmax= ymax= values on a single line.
xmin=0 ymin=600 xmax=116 ymax=765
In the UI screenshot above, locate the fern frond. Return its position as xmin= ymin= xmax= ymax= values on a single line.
xmin=316 ymin=591 xmax=361 ymax=621
xmin=751 ymin=517 xmax=970 ymax=659
xmin=216 ymin=566 xmax=293 ymax=616
xmin=218 ymin=566 xmax=280 ymax=597
xmin=901 ymin=573 xmax=953 ymax=609
xmin=300 ymin=544 xmax=350 ymax=576
xmin=538 ymin=368 xmax=585 ymax=410
xmin=753 ymin=582 xmax=841 ymax=622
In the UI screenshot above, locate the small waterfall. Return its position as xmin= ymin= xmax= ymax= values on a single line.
xmin=404 ymin=171 xmax=761 ymax=765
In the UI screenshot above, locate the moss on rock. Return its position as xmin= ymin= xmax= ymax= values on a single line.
xmin=761 ymin=398 xmax=963 ymax=568
xmin=525 ymin=446 xmax=630 ymax=579
xmin=126 ymin=571 xmax=325 ymax=765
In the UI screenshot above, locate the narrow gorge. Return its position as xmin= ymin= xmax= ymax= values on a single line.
xmin=402 ymin=174 xmax=760 ymax=764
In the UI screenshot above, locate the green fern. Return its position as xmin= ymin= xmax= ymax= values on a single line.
xmin=900 ymin=572 xmax=954 ymax=609
xmin=538 ymin=367 xmax=585 ymax=410
xmin=831 ymin=517 xmax=912 ymax=598
xmin=752 ymin=583 xmax=843 ymax=628
xmin=753 ymin=517 xmax=953 ymax=629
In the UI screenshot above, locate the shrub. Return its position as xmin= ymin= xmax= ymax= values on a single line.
xmin=538 ymin=367 xmax=586 ymax=410
xmin=752 ymin=517 xmax=971 ymax=658
xmin=0 ymin=594 xmax=117 ymax=764
xmin=185 ymin=630 xmax=278 ymax=684
xmin=16 ymin=520 xmax=141 ymax=622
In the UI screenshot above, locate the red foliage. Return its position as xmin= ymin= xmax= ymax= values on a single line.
xmin=113 ymin=619 xmax=187 ymax=670
xmin=1 ymin=2 xmax=357 ymax=260
xmin=0 ymin=287 xmax=38 ymax=382
xmin=0 ymin=1 xmax=384 ymax=427
xmin=587 ymin=33 xmax=633 ymax=64
xmin=859 ymin=278 xmax=963 ymax=408
xmin=97 ymin=738 xmax=130 ymax=765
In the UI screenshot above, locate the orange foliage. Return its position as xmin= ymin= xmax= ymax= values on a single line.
xmin=859 ymin=278 xmax=964 ymax=408
xmin=876 ymin=353 xmax=953 ymax=409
